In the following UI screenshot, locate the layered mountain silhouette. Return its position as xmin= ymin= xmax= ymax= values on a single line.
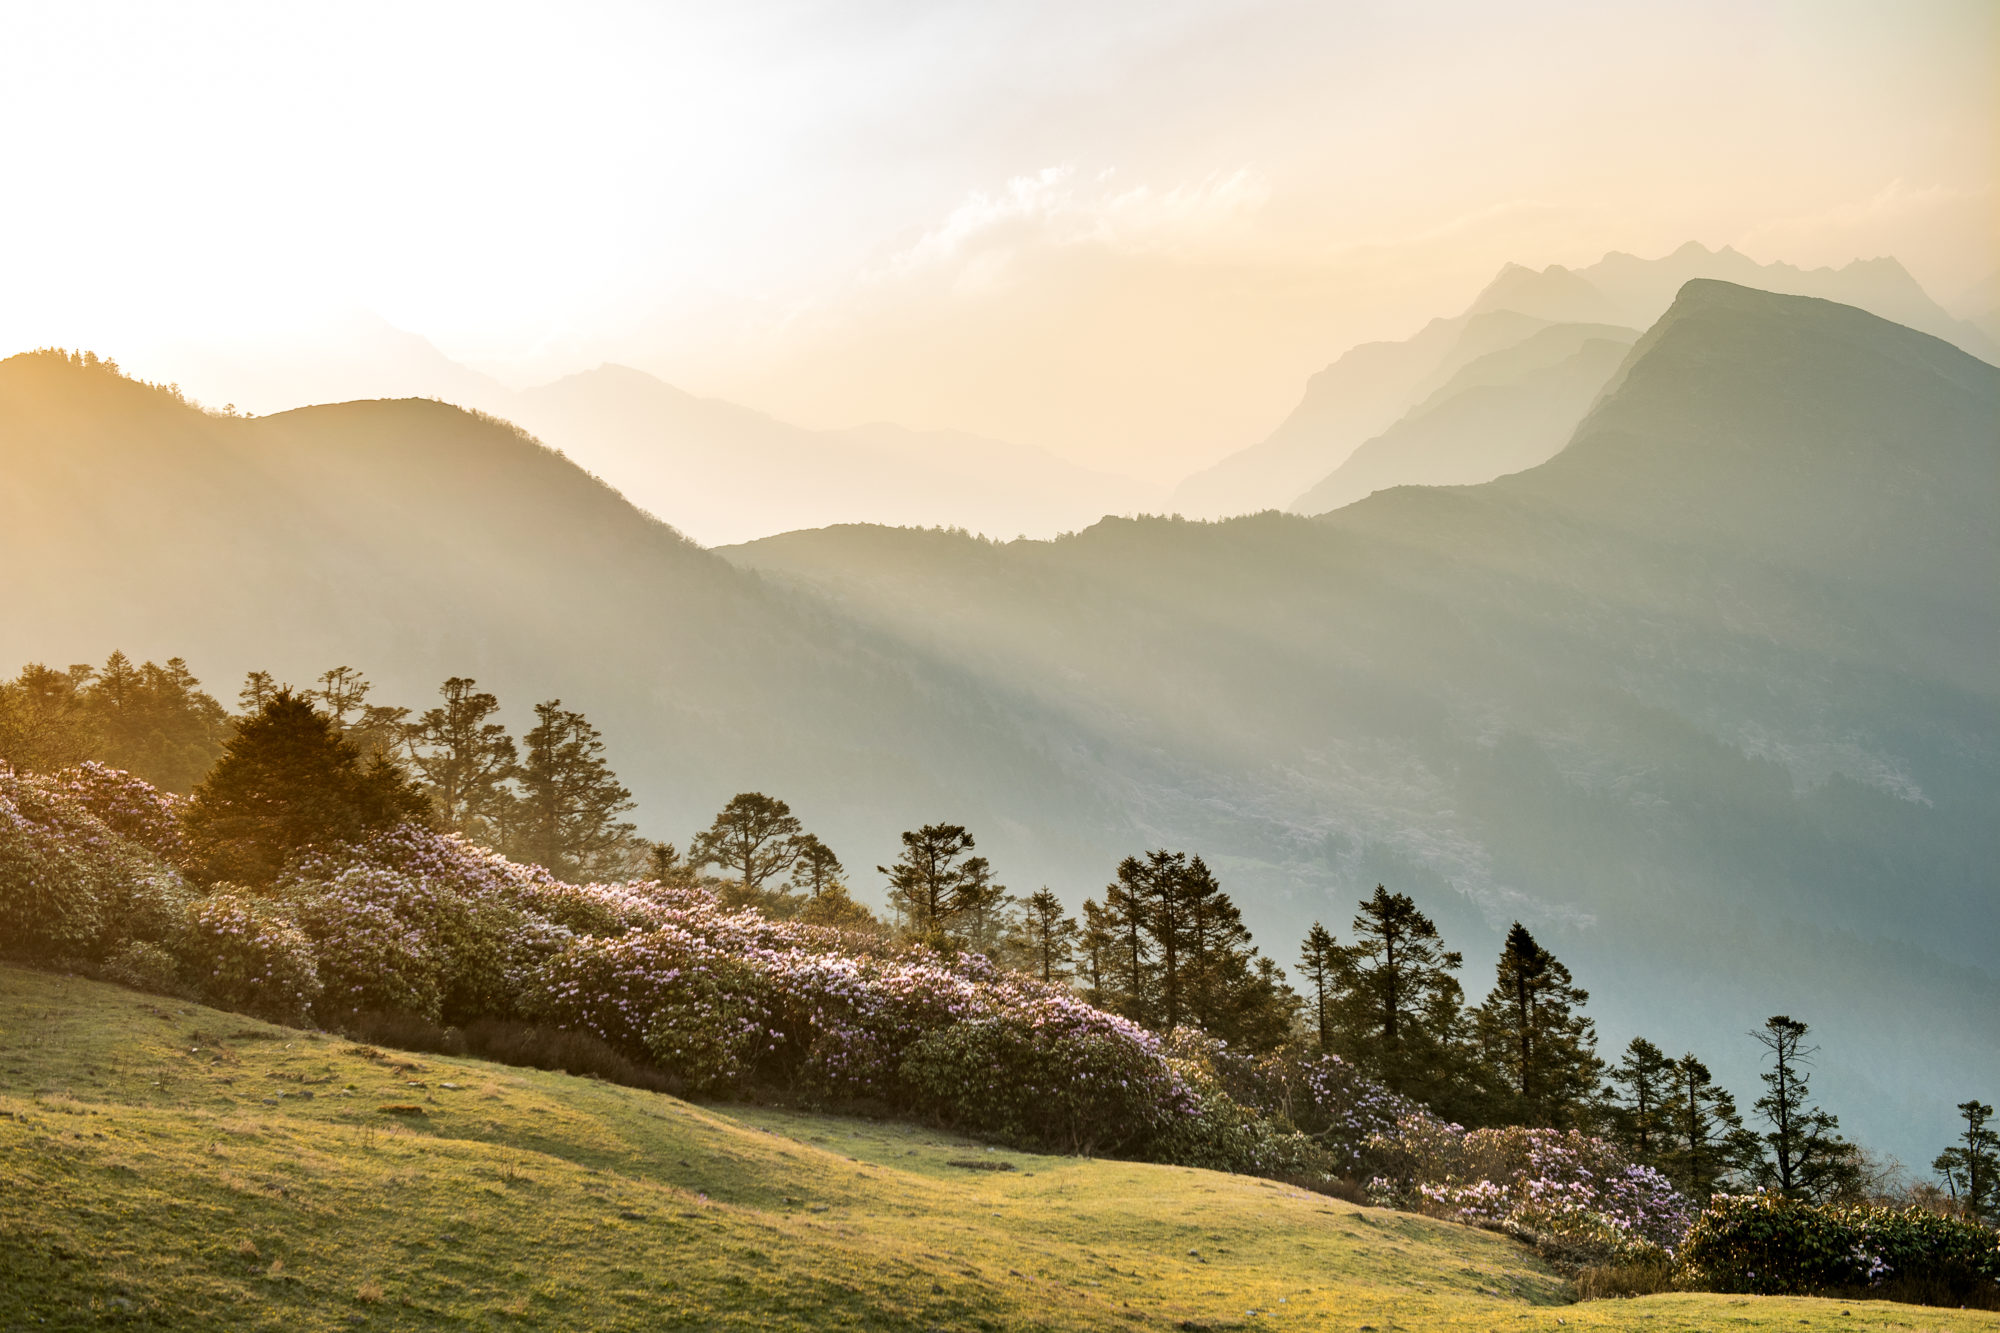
xmin=1172 ymin=244 xmax=1996 ymax=520
xmin=3 ymin=281 xmax=1994 ymax=1161
xmin=1291 ymin=322 xmax=1634 ymax=514
xmin=731 ymin=283 xmax=2000 ymax=1160
xmin=138 ymin=323 xmax=1156 ymax=547
xmin=502 ymin=365 xmax=1158 ymax=547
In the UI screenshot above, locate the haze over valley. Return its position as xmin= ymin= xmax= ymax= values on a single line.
xmin=4 ymin=6 xmax=1997 ymax=1324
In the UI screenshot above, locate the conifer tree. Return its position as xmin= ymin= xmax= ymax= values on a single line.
xmin=1089 ymin=865 xmax=1157 ymax=1026
xmin=0 ymin=662 xmax=97 ymax=772
xmin=1471 ymin=922 xmax=1602 ymax=1128
xmin=310 ymin=666 xmax=409 ymax=763
xmin=788 ymin=832 xmax=844 ymax=898
xmin=1327 ymin=885 xmax=1468 ymax=1108
xmin=1018 ymin=888 xmax=1079 ymax=983
xmin=183 ymin=689 xmax=429 ymax=884
xmin=1748 ymin=1015 xmax=1860 ymax=1202
xmin=1605 ymin=1037 xmax=1674 ymax=1167
xmin=1299 ymin=922 xmax=1340 ymax=1053
xmin=82 ymin=652 xmax=231 ymax=792
xmin=511 ymin=699 xmax=637 ymax=881
xmin=1933 ymin=1099 xmax=1998 ymax=1223
xmin=1664 ymin=1052 xmax=1754 ymax=1200
xmin=879 ymin=822 xmax=996 ymax=946
xmin=694 ymin=792 xmax=805 ymax=909
xmin=408 ymin=677 xmax=518 ymax=838
xmin=1077 ymin=897 xmax=1117 ymax=1007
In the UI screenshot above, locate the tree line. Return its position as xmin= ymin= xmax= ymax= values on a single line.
xmin=4 ymin=651 xmax=1993 ymax=1218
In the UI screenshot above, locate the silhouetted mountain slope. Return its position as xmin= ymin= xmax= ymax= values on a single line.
xmin=731 ymin=283 xmax=2000 ymax=1161
xmin=0 ymin=353 xmax=1144 ymax=876
xmin=507 ymin=365 xmax=1157 ymax=546
xmin=1291 ymin=324 xmax=1634 ymax=514
xmin=1174 ymin=245 xmax=1993 ymax=520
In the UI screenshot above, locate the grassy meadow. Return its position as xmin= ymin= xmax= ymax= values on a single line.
xmin=1 ymin=964 xmax=1992 ymax=1332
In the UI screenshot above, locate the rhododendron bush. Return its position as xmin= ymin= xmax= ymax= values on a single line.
xmin=1676 ymin=1194 xmax=2000 ymax=1299
xmin=0 ymin=762 xmax=1211 ymax=1156
xmin=0 ymin=760 xmax=1706 ymax=1213
xmin=1365 ymin=1115 xmax=1693 ymax=1264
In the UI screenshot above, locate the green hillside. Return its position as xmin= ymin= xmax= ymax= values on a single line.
xmin=4 ymin=964 xmax=1989 ymax=1332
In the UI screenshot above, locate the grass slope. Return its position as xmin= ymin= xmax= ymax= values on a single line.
xmin=1 ymin=966 xmax=1991 ymax=1332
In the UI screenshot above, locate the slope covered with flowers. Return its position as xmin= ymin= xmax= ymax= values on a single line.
xmin=1 ymin=760 xmax=1701 ymax=1257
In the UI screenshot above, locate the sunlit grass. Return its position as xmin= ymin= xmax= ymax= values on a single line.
xmin=1 ymin=964 xmax=1992 ymax=1331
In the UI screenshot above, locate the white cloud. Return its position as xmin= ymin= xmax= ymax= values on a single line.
xmin=883 ymin=164 xmax=1272 ymax=288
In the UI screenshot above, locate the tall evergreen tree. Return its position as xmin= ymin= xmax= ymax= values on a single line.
xmin=1748 ymin=1015 xmax=1860 ymax=1202
xmin=310 ymin=665 xmax=409 ymax=763
xmin=82 ymin=652 xmax=231 ymax=792
xmin=1018 ymin=888 xmax=1079 ymax=983
xmin=511 ymin=699 xmax=637 ymax=881
xmin=1328 ymin=885 xmax=1467 ymax=1108
xmin=1605 ymin=1037 xmax=1674 ymax=1167
xmin=1471 ymin=922 xmax=1602 ymax=1128
xmin=408 ymin=677 xmax=518 ymax=838
xmin=183 ymin=689 xmax=430 ymax=884
xmin=878 ymin=823 xmax=995 ymax=946
xmin=1933 ymin=1099 xmax=1998 ymax=1223
xmin=788 ymin=833 xmax=844 ymax=898
xmin=0 ymin=662 xmax=96 ymax=772
xmin=1663 ymin=1052 xmax=1755 ymax=1200
xmin=694 ymin=792 xmax=805 ymax=909
xmin=1077 ymin=897 xmax=1117 ymax=1008
xmin=1299 ymin=922 xmax=1340 ymax=1053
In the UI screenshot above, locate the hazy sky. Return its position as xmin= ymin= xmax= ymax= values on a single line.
xmin=2 ymin=1 xmax=1993 ymax=478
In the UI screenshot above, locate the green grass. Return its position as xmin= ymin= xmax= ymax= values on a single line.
xmin=1 ymin=965 xmax=1993 ymax=1332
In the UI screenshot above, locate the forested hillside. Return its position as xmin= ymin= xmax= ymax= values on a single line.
xmin=730 ymin=283 xmax=2000 ymax=1161
xmin=3 ymin=282 xmax=1994 ymax=1163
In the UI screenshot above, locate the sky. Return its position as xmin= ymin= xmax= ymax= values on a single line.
xmin=1 ymin=0 xmax=1993 ymax=480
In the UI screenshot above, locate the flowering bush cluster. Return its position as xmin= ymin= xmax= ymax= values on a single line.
xmin=1 ymin=763 xmax=188 ymax=955
xmin=1677 ymin=1193 xmax=2000 ymax=1299
xmin=0 ymin=762 xmax=1209 ymax=1157
xmin=179 ymin=889 xmax=323 ymax=1023
xmin=1163 ymin=1030 xmax=1431 ymax=1171
xmin=1366 ymin=1116 xmax=1693 ymax=1264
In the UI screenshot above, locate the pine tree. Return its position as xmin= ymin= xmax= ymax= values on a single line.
xmin=1080 ymin=876 xmax=1160 ymax=1020
xmin=1471 ymin=922 xmax=1603 ymax=1128
xmin=1605 ymin=1037 xmax=1674 ymax=1167
xmin=789 ymin=833 xmax=844 ymax=898
xmin=1018 ymin=888 xmax=1079 ymax=982
xmin=183 ymin=689 xmax=430 ymax=884
xmin=1176 ymin=858 xmax=1293 ymax=1048
xmin=310 ymin=666 xmax=409 ymax=764
xmin=1933 ymin=1099 xmax=1998 ymax=1223
xmin=1749 ymin=1015 xmax=1861 ymax=1202
xmin=82 ymin=652 xmax=231 ymax=792
xmin=1328 ymin=885 xmax=1468 ymax=1108
xmin=0 ymin=662 xmax=97 ymax=772
xmin=1120 ymin=851 xmax=1191 ymax=1028
xmin=878 ymin=823 xmax=996 ymax=947
xmin=694 ymin=792 xmax=805 ymax=911
xmin=1299 ymin=922 xmax=1340 ymax=1053
xmin=408 ymin=677 xmax=519 ymax=838
xmin=510 ymin=700 xmax=637 ymax=881
xmin=1663 ymin=1053 xmax=1757 ymax=1200
xmin=1077 ymin=897 xmax=1117 ymax=1007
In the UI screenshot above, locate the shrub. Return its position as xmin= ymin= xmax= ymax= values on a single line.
xmin=1162 ymin=1030 xmax=1425 ymax=1174
xmin=1677 ymin=1193 xmax=2000 ymax=1305
xmin=176 ymin=890 xmax=322 ymax=1023
xmin=101 ymin=938 xmax=184 ymax=995
xmin=1366 ymin=1117 xmax=1691 ymax=1267
xmin=901 ymin=1012 xmax=1193 ymax=1156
